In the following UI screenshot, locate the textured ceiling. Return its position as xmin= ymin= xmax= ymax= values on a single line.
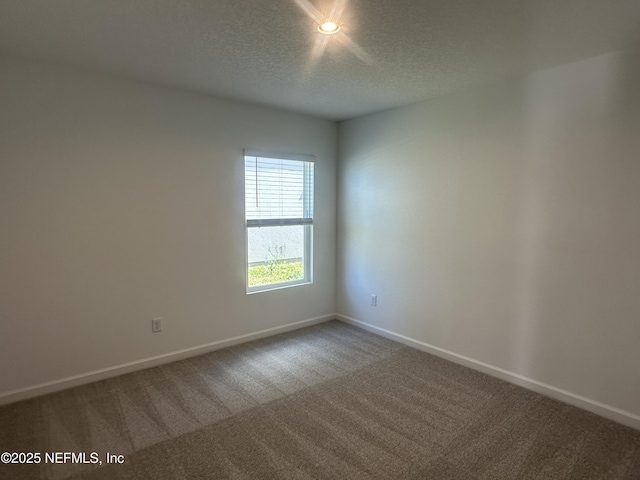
xmin=1 ymin=0 xmax=640 ymax=120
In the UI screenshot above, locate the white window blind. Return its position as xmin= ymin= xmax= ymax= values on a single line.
xmin=244 ymin=150 xmax=314 ymax=227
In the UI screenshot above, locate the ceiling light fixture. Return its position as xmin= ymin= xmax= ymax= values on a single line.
xmin=317 ymin=20 xmax=340 ymax=34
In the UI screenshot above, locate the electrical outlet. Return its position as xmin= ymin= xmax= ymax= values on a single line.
xmin=371 ymin=294 xmax=377 ymax=306
xmin=152 ymin=318 xmax=162 ymax=333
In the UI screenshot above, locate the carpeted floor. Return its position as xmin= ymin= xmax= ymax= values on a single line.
xmin=1 ymin=320 xmax=639 ymax=479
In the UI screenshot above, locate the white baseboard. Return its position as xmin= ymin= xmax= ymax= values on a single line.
xmin=337 ymin=314 xmax=640 ymax=431
xmin=0 ymin=314 xmax=334 ymax=406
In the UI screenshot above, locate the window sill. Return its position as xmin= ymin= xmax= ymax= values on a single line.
xmin=247 ymin=280 xmax=312 ymax=295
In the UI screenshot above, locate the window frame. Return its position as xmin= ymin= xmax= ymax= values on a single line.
xmin=244 ymin=150 xmax=314 ymax=294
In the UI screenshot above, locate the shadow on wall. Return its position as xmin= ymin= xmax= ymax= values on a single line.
xmin=510 ymin=45 xmax=640 ymax=408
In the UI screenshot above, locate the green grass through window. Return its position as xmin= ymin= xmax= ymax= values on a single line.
xmin=248 ymin=262 xmax=303 ymax=287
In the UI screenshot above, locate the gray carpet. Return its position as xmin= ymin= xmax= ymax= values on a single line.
xmin=1 ymin=320 xmax=639 ymax=479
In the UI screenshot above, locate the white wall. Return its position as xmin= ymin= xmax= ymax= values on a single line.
xmin=248 ymin=227 xmax=304 ymax=265
xmin=337 ymin=51 xmax=640 ymax=421
xmin=0 ymin=58 xmax=337 ymax=398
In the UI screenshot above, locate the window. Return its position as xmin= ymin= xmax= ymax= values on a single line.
xmin=244 ymin=150 xmax=314 ymax=293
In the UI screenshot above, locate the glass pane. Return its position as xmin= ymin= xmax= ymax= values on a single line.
xmin=248 ymin=225 xmax=305 ymax=287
